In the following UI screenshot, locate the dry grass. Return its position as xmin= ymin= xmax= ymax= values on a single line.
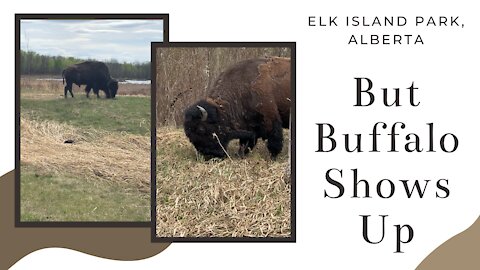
xmin=118 ymin=83 xmax=150 ymax=96
xmin=21 ymin=117 xmax=150 ymax=191
xmin=21 ymin=76 xmax=150 ymax=98
xmin=156 ymin=127 xmax=291 ymax=238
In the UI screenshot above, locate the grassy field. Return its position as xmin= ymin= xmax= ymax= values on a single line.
xmin=156 ymin=128 xmax=291 ymax=238
xmin=21 ymin=164 xmax=150 ymax=221
xmin=22 ymin=97 xmax=150 ymax=135
xmin=20 ymin=76 xmax=151 ymax=222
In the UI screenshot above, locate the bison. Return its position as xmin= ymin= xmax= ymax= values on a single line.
xmin=62 ymin=61 xmax=118 ymax=99
xmin=184 ymin=57 xmax=291 ymax=159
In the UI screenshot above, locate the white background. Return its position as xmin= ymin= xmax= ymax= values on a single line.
xmin=2 ymin=0 xmax=479 ymax=269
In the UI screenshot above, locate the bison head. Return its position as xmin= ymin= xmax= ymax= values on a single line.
xmin=107 ymin=79 xmax=119 ymax=99
xmin=183 ymin=100 xmax=229 ymax=159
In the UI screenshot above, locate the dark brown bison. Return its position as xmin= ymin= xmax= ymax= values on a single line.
xmin=62 ymin=61 xmax=118 ymax=99
xmin=184 ymin=57 xmax=291 ymax=159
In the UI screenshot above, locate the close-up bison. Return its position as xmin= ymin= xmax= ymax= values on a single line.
xmin=184 ymin=57 xmax=291 ymax=159
xmin=62 ymin=61 xmax=118 ymax=99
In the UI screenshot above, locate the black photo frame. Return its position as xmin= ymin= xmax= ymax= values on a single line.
xmin=151 ymin=42 xmax=296 ymax=242
xmin=15 ymin=13 xmax=169 ymax=228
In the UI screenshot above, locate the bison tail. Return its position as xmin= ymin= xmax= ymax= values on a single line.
xmin=62 ymin=70 xmax=65 ymax=85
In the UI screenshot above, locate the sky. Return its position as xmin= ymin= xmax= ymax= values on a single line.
xmin=20 ymin=19 xmax=164 ymax=63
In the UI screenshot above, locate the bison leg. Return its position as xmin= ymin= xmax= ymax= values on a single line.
xmin=267 ymin=120 xmax=284 ymax=158
xmin=228 ymin=130 xmax=256 ymax=157
xmin=239 ymin=137 xmax=258 ymax=157
xmin=64 ymin=83 xmax=74 ymax=98
xmin=93 ymin=88 xmax=100 ymax=98
xmin=85 ymin=85 xmax=92 ymax=98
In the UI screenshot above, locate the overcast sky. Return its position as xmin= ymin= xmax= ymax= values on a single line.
xmin=20 ymin=19 xmax=164 ymax=63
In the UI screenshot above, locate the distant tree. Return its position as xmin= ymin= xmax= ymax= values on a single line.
xmin=20 ymin=50 xmax=150 ymax=80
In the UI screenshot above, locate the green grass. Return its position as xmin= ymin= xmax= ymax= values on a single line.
xmin=21 ymin=165 xmax=150 ymax=222
xmin=21 ymin=96 xmax=150 ymax=135
xmin=21 ymin=89 xmax=151 ymax=222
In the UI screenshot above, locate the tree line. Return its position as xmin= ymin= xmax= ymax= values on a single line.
xmin=20 ymin=50 xmax=150 ymax=80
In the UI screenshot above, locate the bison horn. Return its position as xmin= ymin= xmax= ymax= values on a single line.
xmin=196 ymin=105 xmax=208 ymax=121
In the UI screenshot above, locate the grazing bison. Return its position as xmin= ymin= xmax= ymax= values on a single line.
xmin=184 ymin=57 xmax=291 ymax=159
xmin=62 ymin=61 xmax=118 ymax=98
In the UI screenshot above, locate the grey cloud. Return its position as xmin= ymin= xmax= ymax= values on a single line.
xmin=20 ymin=19 xmax=163 ymax=63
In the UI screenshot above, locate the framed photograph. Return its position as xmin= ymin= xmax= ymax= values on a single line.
xmin=152 ymin=42 xmax=296 ymax=241
xmin=16 ymin=14 xmax=168 ymax=226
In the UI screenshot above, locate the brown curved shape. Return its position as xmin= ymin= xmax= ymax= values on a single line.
xmin=0 ymin=171 xmax=169 ymax=269
xmin=417 ymin=215 xmax=480 ymax=269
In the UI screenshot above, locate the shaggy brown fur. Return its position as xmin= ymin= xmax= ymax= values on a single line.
xmin=184 ymin=57 xmax=291 ymax=159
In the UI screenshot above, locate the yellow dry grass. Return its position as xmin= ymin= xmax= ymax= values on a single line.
xmin=156 ymin=127 xmax=291 ymax=238
xmin=21 ymin=117 xmax=150 ymax=191
xmin=21 ymin=76 xmax=150 ymax=97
